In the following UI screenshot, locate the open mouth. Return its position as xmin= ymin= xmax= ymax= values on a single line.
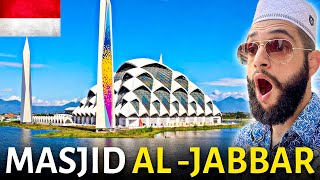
xmin=257 ymin=79 xmax=273 ymax=95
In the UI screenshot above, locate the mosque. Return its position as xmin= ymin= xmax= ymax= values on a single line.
xmin=71 ymin=57 xmax=222 ymax=128
xmin=29 ymin=0 xmax=222 ymax=129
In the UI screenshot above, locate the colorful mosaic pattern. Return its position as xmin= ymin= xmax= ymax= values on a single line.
xmin=102 ymin=3 xmax=113 ymax=128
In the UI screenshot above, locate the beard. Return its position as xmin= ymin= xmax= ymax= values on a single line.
xmin=247 ymin=59 xmax=309 ymax=126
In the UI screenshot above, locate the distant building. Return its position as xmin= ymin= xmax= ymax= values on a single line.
xmin=5 ymin=113 xmax=16 ymax=119
xmin=3 ymin=113 xmax=19 ymax=121
xmin=72 ymin=58 xmax=222 ymax=127
xmin=32 ymin=114 xmax=73 ymax=126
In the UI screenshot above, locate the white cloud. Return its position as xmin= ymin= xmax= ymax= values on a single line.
xmin=31 ymin=64 xmax=47 ymax=68
xmin=71 ymin=97 xmax=81 ymax=102
xmin=0 ymin=62 xmax=21 ymax=68
xmin=0 ymin=61 xmax=47 ymax=68
xmin=32 ymin=96 xmax=50 ymax=106
xmin=53 ymin=100 xmax=71 ymax=106
xmin=0 ymin=53 xmax=16 ymax=58
xmin=32 ymin=96 xmax=80 ymax=106
xmin=0 ymin=88 xmax=13 ymax=92
xmin=209 ymin=90 xmax=248 ymax=101
xmin=201 ymin=78 xmax=247 ymax=87
xmin=3 ymin=95 xmax=80 ymax=106
xmin=5 ymin=96 xmax=21 ymax=101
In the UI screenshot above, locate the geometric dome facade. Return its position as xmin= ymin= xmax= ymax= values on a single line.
xmin=72 ymin=85 xmax=97 ymax=118
xmin=114 ymin=58 xmax=221 ymax=118
xmin=72 ymin=58 xmax=221 ymax=126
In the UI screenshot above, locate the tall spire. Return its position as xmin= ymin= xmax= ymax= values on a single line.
xmin=96 ymin=0 xmax=114 ymax=130
xmin=20 ymin=37 xmax=32 ymax=123
xmin=159 ymin=53 xmax=163 ymax=64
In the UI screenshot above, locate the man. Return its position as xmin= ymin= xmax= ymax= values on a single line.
xmin=233 ymin=0 xmax=320 ymax=175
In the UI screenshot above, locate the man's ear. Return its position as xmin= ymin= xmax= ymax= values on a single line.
xmin=308 ymin=50 xmax=320 ymax=77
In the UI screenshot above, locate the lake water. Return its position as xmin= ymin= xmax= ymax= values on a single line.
xmin=0 ymin=126 xmax=241 ymax=179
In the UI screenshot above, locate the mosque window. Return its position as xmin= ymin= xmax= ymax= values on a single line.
xmin=114 ymin=63 xmax=136 ymax=82
xmin=122 ymin=99 xmax=127 ymax=107
xmin=175 ymin=76 xmax=188 ymax=91
xmin=131 ymin=99 xmax=139 ymax=113
xmin=191 ymin=89 xmax=205 ymax=110
xmin=122 ymin=73 xmax=133 ymax=83
xmin=88 ymin=90 xmax=95 ymax=99
xmin=206 ymin=102 xmax=213 ymax=111
xmin=190 ymin=101 xmax=197 ymax=111
xmin=116 ymin=87 xmax=129 ymax=106
xmin=172 ymin=101 xmax=179 ymax=112
xmin=134 ymin=86 xmax=151 ymax=113
xmin=142 ymin=64 xmax=172 ymax=90
xmin=154 ymin=87 xmax=170 ymax=112
xmin=173 ymin=88 xmax=188 ymax=111
xmin=152 ymin=100 xmax=160 ymax=114
xmin=137 ymin=73 xmax=153 ymax=90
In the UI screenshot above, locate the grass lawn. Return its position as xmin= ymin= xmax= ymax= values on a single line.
xmin=0 ymin=121 xmax=245 ymax=138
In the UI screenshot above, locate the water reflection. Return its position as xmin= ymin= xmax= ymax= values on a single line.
xmin=0 ymin=126 xmax=240 ymax=178
xmin=21 ymin=129 xmax=31 ymax=147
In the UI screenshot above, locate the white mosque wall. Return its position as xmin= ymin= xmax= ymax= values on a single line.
xmin=72 ymin=58 xmax=222 ymax=128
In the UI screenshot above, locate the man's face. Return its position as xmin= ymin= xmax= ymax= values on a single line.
xmin=246 ymin=20 xmax=310 ymax=125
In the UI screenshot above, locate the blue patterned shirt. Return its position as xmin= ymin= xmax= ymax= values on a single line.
xmin=233 ymin=93 xmax=320 ymax=175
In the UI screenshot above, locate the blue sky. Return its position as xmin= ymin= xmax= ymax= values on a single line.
xmin=0 ymin=0 xmax=320 ymax=106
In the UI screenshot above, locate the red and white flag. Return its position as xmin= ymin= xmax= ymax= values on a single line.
xmin=0 ymin=0 xmax=60 ymax=36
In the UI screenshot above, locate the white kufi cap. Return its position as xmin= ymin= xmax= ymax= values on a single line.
xmin=252 ymin=0 xmax=317 ymax=44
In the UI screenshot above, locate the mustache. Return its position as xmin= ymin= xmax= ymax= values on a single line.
xmin=247 ymin=69 xmax=283 ymax=90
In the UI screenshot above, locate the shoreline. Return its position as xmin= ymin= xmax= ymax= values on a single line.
xmin=0 ymin=121 xmax=245 ymax=138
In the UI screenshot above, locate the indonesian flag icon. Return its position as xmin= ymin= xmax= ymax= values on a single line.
xmin=0 ymin=0 xmax=60 ymax=36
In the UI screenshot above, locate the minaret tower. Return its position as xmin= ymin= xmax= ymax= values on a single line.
xmin=20 ymin=37 xmax=32 ymax=123
xmin=96 ymin=0 xmax=115 ymax=130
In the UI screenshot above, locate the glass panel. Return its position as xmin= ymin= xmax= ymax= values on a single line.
xmin=142 ymin=64 xmax=172 ymax=90
xmin=133 ymin=86 xmax=151 ymax=113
